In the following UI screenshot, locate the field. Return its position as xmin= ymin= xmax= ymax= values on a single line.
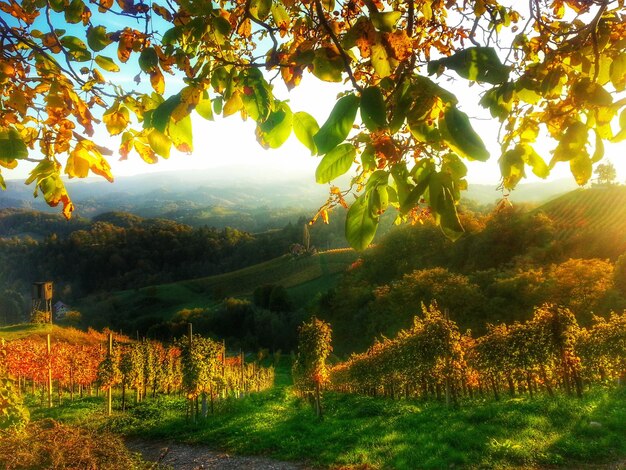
xmin=25 ymin=366 xmax=626 ymax=470
xmin=76 ymin=249 xmax=358 ymax=329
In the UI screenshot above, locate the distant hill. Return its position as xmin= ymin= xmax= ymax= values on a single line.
xmin=536 ymin=185 xmax=626 ymax=259
xmin=75 ymin=249 xmax=358 ymax=333
xmin=3 ymin=169 xmax=577 ymax=223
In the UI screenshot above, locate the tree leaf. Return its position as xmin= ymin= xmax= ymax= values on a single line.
xmin=65 ymin=0 xmax=86 ymax=24
xmin=65 ymin=140 xmax=114 ymax=182
xmin=609 ymin=53 xmax=625 ymax=92
xmin=87 ymin=25 xmax=111 ymax=52
xmin=360 ymin=86 xmax=387 ymax=132
xmin=95 ymin=55 xmax=119 ymax=72
xmin=315 ymin=143 xmax=356 ymax=183
xmin=570 ymin=152 xmax=592 ymax=185
xmin=139 ymin=47 xmax=159 ymax=72
xmin=371 ymin=42 xmax=392 ymax=78
xmin=195 ymin=94 xmax=214 ymax=121
xmin=256 ymin=103 xmax=293 ymax=149
xmin=370 ymin=11 xmax=402 ymax=32
xmin=152 ymin=94 xmax=181 ymax=132
xmin=168 ymin=114 xmax=193 ymax=153
xmin=345 ymin=193 xmax=378 ymax=250
xmin=0 ymin=128 xmax=28 ymax=162
xmin=313 ymin=94 xmax=359 ymax=155
xmin=147 ymin=128 xmax=171 ymax=158
xmin=572 ymin=78 xmax=613 ymax=106
xmin=102 ymin=104 xmax=130 ymax=135
xmin=519 ymin=144 xmax=549 ymax=178
xmin=442 ymin=105 xmax=489 ymax=161
xmin=428 ymin=46 xmax=510 ymax=85
xmin=293 ymin=111 xmax=319 ymax=155
xmin=59 ymin=36 xmax=91 ymax=62
xmin=312 ymin=49 xmax=344 ymax=82
xmin=551 ymin=121 xmax=588 ymax=165
xmin=499 ymin=146 xmax=525 ymax=189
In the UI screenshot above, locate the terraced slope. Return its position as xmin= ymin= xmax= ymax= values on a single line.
xmin=537 ymin=185 xmax=626 ymax=259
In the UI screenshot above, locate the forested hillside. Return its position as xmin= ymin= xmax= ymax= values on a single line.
xmin=315 ymin=187 xmax=626 ymax=354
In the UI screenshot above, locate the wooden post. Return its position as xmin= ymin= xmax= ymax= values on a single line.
xmin=107 ymin=333 xmax=113 ymax=416
xmin=46 ymin=334 xmax=52 ymax=408
xmin=240 ymin=349 xmax=245 ymax=397
xmin=188 ymin=323 xmax=195 ymax=422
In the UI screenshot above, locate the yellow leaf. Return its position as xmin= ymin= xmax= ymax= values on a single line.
xmin=223 ymin=90 xmax=243 ymax=117
xmin=150 ymin=68 xmax=165 ymax=94
xmin=133 ymin=140 xmax=158 ymax=163
xmin=102 ymin=105 xmax=130 ymax=135
xmin=66 ymin=140 xmax=114 ymax=182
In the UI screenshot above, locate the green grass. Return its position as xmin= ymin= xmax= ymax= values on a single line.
xmin=76 ymin=250 xmax=358 ymax=328
xmin=29 ymin=377 xmax=626 ymax=469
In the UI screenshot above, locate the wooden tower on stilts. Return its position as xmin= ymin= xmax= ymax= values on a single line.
xmin=31 ymin=281 xmax=53 ymax=324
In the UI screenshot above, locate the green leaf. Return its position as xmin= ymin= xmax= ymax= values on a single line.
xmin=370 ymin=11 xmax=402 ymax=32
xmin=499 ymin=146 xmax=525 ymax=189
xmin=400 ymin=160 xmax=432 ymax=213
xmin=519 ymin=144 xmax=549 ymax=178
xmin=428 ymin=47 xmax=510 ymax=85
xmin=65 ymin=0 xmax=85 ymax=24
xmin=0 ymin=171 xmax=5 ymax=191
xmin=87 ymin=26 xmax=112 ymax=52
xmin=293 ymin=112 xmax=319 ymax=155
xmin=610 ymin=53 xmax=625 ymax=92
xmin=361 ymin=145 xmax=376 ymax=171
xmin=256 ymin=104 xmax=293 ymax=149
xmin=139 ymin=47 xmax=159 ymax=73
xmin=570 ymin=152 xmax=592 ymax=185
xmin=314 ymin=94 xmax=360 ymax=155
xmin=591 ymin=131 xmax=604 ymax=163
xmin=60 ymin=36 xmax=91 ymax=62
xmin=360 ymin=86 xmax=387 ymax=132
xmin=195 ymin=94 xmax=214 ymax=121
xmin=551 ymin=121 xmax=588 ymax=165
xmin=442 ymin=106 xmax=490 ymax=161
xmin=368 ymin=183 xmax=389 ymax=216
xmin=168 ymin=114 xmax=193 ymax=153
xmin=315 ymin=143 xmax=356 ymax=183
xmin=572 ymin=78 xmax=613 ymax=106
xmin=241 ymin=71 xmax=272 ymax=122
xmin=371 ymin=42 xmax=392 ymax=78
xmin=152 ymin=94 xmax=181 ymax=132
xmin=249 ymin=0 xmax=271 ymax=20
xmin=438 ymin=186 xmax=464 ymax=240
xmin=312 ymin=49 xmax=344 ymax=82
xmin=611 ymin=109 xmax=626 ymax=143
xmin=147 ymin=129 xmax=171 ymax=158
xmin=345 ymin=194 xmax=378 ymax=250
xmin=0 ymin=128 xmax=28 ymax=162
xmin=95 ymin=55 xmax=119 ymax=72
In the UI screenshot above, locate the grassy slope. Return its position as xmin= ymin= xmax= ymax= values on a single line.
xmin=31 ymin=372 xmax=626 ymax=469
xmin=537 ymin=185 xmax=626 ymax=258
xmin=76 ymin=249 xmax=358 ymax=328
xmin=0 ymin=323 xmax=115 ymax=345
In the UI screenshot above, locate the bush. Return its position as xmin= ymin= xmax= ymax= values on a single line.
xmin=0 ymin=419 xmax=148 ymax=469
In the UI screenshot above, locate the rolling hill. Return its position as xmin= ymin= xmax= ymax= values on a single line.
xmin=75 ymin=249 xmax=358 ymax=331
xmin=536 ymin=185 xmax=626 ymax=259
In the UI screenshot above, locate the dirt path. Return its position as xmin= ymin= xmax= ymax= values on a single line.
xmin=126 ymin=439 xmax=312 ymax=470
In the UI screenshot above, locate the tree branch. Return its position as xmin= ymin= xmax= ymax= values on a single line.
xmin=313 ymin=0 xmax=362 ymax=92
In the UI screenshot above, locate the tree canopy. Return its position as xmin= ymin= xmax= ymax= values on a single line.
xmin=0 ymin=0 xmax=624 ymax=248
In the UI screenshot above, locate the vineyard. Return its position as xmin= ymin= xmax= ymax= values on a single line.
xmin=1 ymin=326 xmax=274 ymax=420
xmin=538 ymin=186 xmax=626 ymax=258
xmin=330 ymin=304 xmax=626 ymax=403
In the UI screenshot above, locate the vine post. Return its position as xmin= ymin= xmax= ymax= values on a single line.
xmin=46 ymin=334 xmax=52 ymax=409
xmin=107 ymin=333 xmax=113 ymax=416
